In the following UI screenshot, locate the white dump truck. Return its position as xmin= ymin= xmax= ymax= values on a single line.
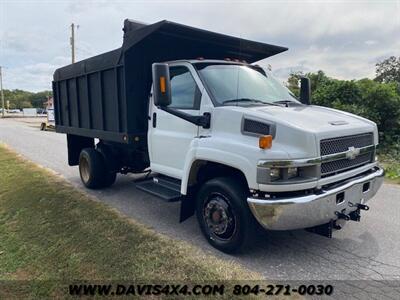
xmin=53 ymin=19 xmax=384 ymax=252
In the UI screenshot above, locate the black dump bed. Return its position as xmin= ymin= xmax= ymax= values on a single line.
xmin=53 ymin=19 xmax=287 ymax=146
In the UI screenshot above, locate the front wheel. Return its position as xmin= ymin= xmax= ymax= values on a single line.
xmin=196 ymin=177 xmax=257 ymax=253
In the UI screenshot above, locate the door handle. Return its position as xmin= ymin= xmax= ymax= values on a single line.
xmin=152 ymin=112 xmax=157 ymax=128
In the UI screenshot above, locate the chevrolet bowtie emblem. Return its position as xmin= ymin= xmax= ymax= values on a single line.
xmin=346 ymin=146 xmax=360 ymax=160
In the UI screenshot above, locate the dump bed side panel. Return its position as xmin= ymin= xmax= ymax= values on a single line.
xmin=53 ymin=47 xmax=147 ymax=145
xmin=54 ymin=65 xmax=131 ymax=143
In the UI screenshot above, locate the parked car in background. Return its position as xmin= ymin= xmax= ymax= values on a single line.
xmin=37 ymin=108 xmax=47 ymax=115
xmin=8 ymin=109 xmax=21 ymax=113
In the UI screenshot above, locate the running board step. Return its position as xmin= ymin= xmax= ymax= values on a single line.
xmin=135 ymin=176 xmax=182 ymax=202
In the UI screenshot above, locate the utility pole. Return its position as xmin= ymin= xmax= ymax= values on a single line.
xmin=0 ymin=66 xmax=5 ymax=118
xmin=70 ymin=23 xmax=75 ymax=63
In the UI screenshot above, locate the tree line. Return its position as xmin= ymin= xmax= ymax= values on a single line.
xmin=2 ymin=89 xmax=51 ymax=110
xmin=287 ymin=56 xmax=400 ymax=151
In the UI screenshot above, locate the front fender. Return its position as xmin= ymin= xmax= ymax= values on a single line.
xmin=180 ymin=139 xmax=256 ymax=195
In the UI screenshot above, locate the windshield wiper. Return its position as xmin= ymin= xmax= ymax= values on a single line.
xmin=222 ymin=98 xmax=279 ymax=106
xmin=273 ymin=99 xmax=301 ymax=107
xmin=273 ymin=100 xmax=296 ymax=104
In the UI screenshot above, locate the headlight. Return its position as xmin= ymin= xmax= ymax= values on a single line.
xmin=269 ymin=168 xmax=281 ymax=181
xmin=269 ymin=167 xmax=298 ymax=181
xmin=287 ymin=167 xmax=298 ymax=179
xmin=258 ymin=165 xmax=318 ymax=184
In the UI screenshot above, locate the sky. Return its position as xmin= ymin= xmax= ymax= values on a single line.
xmin=0 ymin=0 xmax=399 ymax=92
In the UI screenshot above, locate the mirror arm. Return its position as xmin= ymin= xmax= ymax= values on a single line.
xmin=160 ymin=107 xmax=211 ymax=129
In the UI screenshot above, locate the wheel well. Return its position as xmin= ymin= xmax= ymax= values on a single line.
xmin=188 ymin=160 xmax=249 ymax=190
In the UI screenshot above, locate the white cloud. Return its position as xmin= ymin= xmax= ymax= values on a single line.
xmin=1 ymin=0 xmax=399 ymax=91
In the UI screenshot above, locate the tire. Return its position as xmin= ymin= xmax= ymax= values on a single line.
xmin=196 ymin=177 xmax=257 ymax=253
xmin=79 ymin=148 xmax=110 ymax=189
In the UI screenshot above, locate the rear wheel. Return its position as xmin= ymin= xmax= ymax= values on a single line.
xmin=196 ymin=177 xmax=257 ymax=253
xmin=79 ymin=148 xmax=115 ymax=189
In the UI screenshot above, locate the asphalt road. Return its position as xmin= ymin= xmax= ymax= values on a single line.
xmin=1 ymin=118 xmax=400 ymax=283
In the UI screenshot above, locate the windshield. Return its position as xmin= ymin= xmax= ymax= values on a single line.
xmin=195 ymin=63 xmax=298 ymax=106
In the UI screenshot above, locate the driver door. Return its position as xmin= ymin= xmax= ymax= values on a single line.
xmin=148 ymin=64 xmax=202 ymax=179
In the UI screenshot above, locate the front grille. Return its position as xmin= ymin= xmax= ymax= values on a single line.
xmin=320 ymin=133 xmax=373 ymax=156
xmin=320 ymin=133 xmax=374 ymax=177
xmin=321 ymin=152 xmax=373 ymax=176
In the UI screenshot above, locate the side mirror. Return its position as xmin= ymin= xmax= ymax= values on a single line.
xmin=152 ymin=63 xmax=171 ymax=107
xmin=300 ymin=77 xmax=311 ymax=105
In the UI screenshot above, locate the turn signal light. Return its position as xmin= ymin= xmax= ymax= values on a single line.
xmin=259 ymin=135 xmax=272 ymax=149
xmin=160 ymin=76 xmax=166 ymax=93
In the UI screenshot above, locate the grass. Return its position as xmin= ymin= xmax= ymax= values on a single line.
xmin=380 ymin=156 xmax=400 ymax=184
xmin=0 ymin=144 xmax=265 ymax=298
xmin=379 ymin=146 xmax=400 ymax=184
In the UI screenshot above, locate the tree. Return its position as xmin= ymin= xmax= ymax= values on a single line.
xmin=312 ymin=79 xmax=362 ymax=107
xmin=3 ymin=89 xmax=52 ymax=109
xmin=287 ymin=72 xmax=302 ymax=97
xmin=29 ymin=91 xmax=51 ymax=108
xmin=287 ymin=70 xmax=330 ymax=98
xmin=288 ymin=69 xmax=400 ymax=148
xmin=375 ymin=56 xmax=400 ymax=84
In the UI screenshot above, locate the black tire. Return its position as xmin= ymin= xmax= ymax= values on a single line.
xmin=79 ymin=148 xmax=109 ymax=189
xmin=196 ymin=177 xmax=257 ymax=253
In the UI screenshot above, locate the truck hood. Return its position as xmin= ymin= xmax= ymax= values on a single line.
xmin=245 ymin=104 xmax=377 ymax=140
xmin=213 ymin=104 xmax=378 ymax=159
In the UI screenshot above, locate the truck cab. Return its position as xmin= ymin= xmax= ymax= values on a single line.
xmin=53 ymin=20 xmax=384 ymax=253
xmin=146 ymin=59 xmax=384 ymax=252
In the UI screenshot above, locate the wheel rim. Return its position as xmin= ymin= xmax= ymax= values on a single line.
xmin=203 ymin=193 xmax=237 ymax=241
xmin=80 ymin=157 xmax=90 ymax=183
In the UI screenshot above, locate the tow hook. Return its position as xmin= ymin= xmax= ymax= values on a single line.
xmin=349 ymin=209 xmax=361 ymax=222
xmin=335 ymin=211 xmax=350 ymax=221
xmin=357 ymin=203 xmax=369 ymax=211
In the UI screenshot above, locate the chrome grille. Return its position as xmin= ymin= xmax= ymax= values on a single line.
xmin=321 ymin=152 xmax=373 ymax=176
xmin=320 ymin=133 xmax=373 ymax=156
xmin=320 ymin=133 xmax=374 ymax=176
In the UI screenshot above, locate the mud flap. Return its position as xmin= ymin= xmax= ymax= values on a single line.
xmin=306 ymin=220 xmax=334 ymax=238
xmin=179 ymin=195 xmax=195 ymax=222
xmin=67 ymin=134 xmax=94 ymax=166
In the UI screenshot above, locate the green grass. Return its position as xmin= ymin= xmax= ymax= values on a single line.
xmin=0 ymin=144 xmax=264 ymax=298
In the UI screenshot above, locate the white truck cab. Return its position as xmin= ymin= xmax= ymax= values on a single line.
xmin=148 ymin=59 xmax=383 ymax=252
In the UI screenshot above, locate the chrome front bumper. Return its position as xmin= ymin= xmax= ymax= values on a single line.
xmin=247 ymin=167 xmax=384 ymax=230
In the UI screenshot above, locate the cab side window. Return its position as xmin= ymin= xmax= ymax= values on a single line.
xmin=169 ymin=66 xmax=201 ymax=110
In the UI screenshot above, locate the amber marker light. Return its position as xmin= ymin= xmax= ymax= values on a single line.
xmin=160 ymin=76 xmax=166 ymax=93
xmin=259 ymin=135 xmax=273 ymax=149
